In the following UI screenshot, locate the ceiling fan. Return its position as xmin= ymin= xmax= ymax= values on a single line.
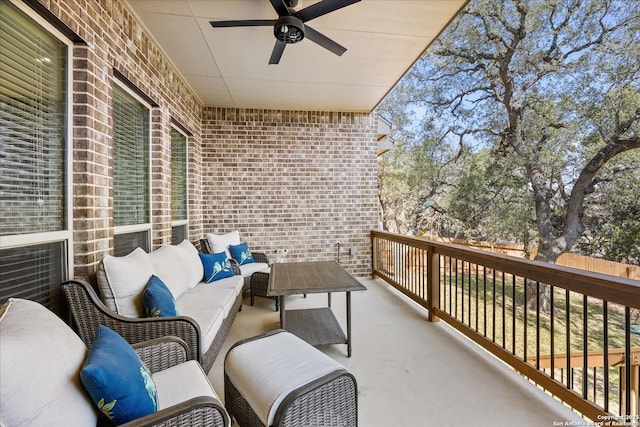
xmin=210 ymin=0 xmax=361 ymax=64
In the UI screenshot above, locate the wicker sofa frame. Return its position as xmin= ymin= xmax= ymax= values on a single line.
xmin=224 ymin=330 xmax=358 ymax=427
xmin=248 ymin=271 xmax=279 ymax=311
xmin=62 ymin=279 xmax=241 ymax=373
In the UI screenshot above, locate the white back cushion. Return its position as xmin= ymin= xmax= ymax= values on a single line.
xmin=207 ymin=231 xmax=240 ymax=258
xmin=175 ymin=240 xmax=205 ymax=289
xmin=99 ymin=247 xmax=154 ymax=317
xmin=148 ymin=244 xmax=191 ymax=299
xmin=0 ymin=298 xmax=98 ymax=426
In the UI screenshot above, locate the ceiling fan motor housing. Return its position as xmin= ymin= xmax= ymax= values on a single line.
xmin=275 ymin=15 xmax=305 ymax=43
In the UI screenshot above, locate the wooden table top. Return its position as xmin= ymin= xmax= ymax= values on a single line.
xmin=268 ymin=261 xmax=367 ymax=296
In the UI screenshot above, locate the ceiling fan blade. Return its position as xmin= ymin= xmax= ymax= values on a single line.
xmin=296 ymin=0 xmax=361 ymax=22
xmin=305 ymin=26 xmax=347 ymax=56
xmin=269 ymin=40 xmax=286 ymax=64
xmin=269 ymin=0 xmax=291 ymax=17
xmin=210 ymin=19 xmax=275 ymax=28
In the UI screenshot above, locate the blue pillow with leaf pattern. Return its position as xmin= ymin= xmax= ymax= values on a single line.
xmin=143 ymin=275 xmax=178 ymax=317
xmin=80 ymin=325 xmax=157 ymax=425
xmin=199 ymin=252 xmax=234 ymax=283
xmin=229 ymin=242 xmax=255 ymax=265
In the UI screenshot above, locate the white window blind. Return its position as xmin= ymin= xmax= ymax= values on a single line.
xmin=0 ymin=242 xmax=66 ymax=312
xmin=171 ymin=224 xmax=187 ymax=245
xmin=0 ymin=0 xmax=69 ymax=314
xmin=171 ymin=127 xmax=187 ymax=221
xmin=112 ymin=83 xmax=150 ymax=256
xmin=112 ymin=84 xmax=149 ymax=227
xmin=0 ymin=0 xmax=67 ymax=236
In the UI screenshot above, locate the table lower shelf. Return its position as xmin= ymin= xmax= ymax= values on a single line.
xmin=284 ymin=307 xmax=347 ymax=346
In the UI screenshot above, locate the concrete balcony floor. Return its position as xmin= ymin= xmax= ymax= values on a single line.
xmin=209 ymin=278 xmax=585 ymax=426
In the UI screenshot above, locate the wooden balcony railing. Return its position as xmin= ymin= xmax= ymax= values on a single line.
xmin=371 ymin=230 xmax=640 ymax=421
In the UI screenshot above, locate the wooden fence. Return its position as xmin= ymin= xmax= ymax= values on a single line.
xmin=421 ymin=235 xmax=640 ymax=280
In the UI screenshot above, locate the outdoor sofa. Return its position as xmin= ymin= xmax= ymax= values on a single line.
xmin=63 ymin=239 xmax=244 ymax=373
xmin=0 ymin=298 xmax=230 ymax=426
xmin=201 ymin=231 xmax=278 ymax=309
xmin=200 ymin=231 xmax=270 ymax=292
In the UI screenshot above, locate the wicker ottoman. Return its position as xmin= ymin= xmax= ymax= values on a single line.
xmin=224 ymin=330 xmax=357 ymax=427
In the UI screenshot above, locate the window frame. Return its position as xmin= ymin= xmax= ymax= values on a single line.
xmin=0 ymin=0 xmax=74 ymax=278
xmin=111 ymin=79 xmax=152 ymax=253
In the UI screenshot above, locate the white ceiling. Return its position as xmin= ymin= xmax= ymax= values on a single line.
xmin=125 ymin=0 xmax=467 ymax=112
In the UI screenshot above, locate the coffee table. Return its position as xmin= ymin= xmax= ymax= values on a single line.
xmin=268 ymin=261 xmax=367 ymax=357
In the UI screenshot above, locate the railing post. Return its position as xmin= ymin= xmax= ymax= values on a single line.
xmin=427 ymin=245 xmax=440 ymax=322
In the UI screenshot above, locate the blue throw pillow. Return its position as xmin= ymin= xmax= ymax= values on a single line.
xmin=229 ymin=242 xmax=255 ymax=265
xmin=199 ymin=252 xmax=234 ymax=283
xmin=80 ymin=325 xmax=157 ymax=425
xmin=143 ymin=275 xmax=178 ymax=317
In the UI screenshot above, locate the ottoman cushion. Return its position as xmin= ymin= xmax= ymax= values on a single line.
xmin=225 ymin=331 xmax=345 ymax=426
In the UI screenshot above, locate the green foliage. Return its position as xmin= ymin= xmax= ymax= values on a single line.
xmin=576 ymin=152 xmax=640 ymax=264
xmin=377 ymin=0 xmax=640 ymax=264
xmin=446 ymin=149 xmax=536 ymax=245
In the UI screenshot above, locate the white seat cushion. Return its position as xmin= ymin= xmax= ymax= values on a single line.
xmin=176 ymin=285 xmax=236 ymax=351
xmin=153 ymin=360 xmax=221 ymax=410
xmin=178 ymin=286 xmax=236 ymax=316
xmin=179 ymin=304 xmax=224 ymax=352
xmin=225 ymin=332 xmax=345 ymax=426
xmin=191 ymin=275 xmax=244 ymax=297
xmin=0 ymin=299 xmax=98 ymax=426
xmin=239 ymin=262 xmax=270 ymax=278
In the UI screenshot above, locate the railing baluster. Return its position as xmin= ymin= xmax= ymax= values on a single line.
xmin=455 ymin=258 xmax=459 ymax=320
xmin=461 ymin=260 xmax=465 ymax=324
xmin=551 ymin=285 xmax=555 ymax=377
xmin=418 ymin=249 xmax=424 ymax=299
xmin=583 ymin=295 xmax=588 ymax=399
xmin=448 ymin=256 xmax=453 ymax=315
xmin=524 ymin=278 xmax=528 ymax=362
xmin=566 ymin=289 xmax=572 ymax=389
xmin=483 ymin=266 xmax=487 ymax=338
xmin=475 ymin=263 xmax=479 ymax=332
xmin=492 ymin=269 xmax=496 ymax=343
xmin=604 ymin=301 xmax=609 ymax=413
xmin=624 ymin=307 xmax=631 ymax=417
xmin=512 ymin=274 xmax=516 ymax=356
xmin=468 ymin=262 xmax=472 ymax=328
xmin=502 ymin=271 xmax=506 ymax=349
xmin=536 ymin=281 xmax=540 ymax=370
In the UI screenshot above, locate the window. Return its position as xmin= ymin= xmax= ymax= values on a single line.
xmin=112 ymin=83 xmax=150 ymax=255
xmin=0 ymin=0 xmax=71 ymax=314
xmin=170 ymin=126 xmax=188 ymax=244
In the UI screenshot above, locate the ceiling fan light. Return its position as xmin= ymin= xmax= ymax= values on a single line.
xmin=274 ymin=16 xmax=304 ymax=43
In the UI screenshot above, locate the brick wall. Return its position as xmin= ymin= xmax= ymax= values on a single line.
xmin=28 ymin=0 xmax=379 ymax=279
xmin=35 ymin=0 xmax=203 ymax=278
xmin=201 ymin=108 xmax=379 ymax=277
